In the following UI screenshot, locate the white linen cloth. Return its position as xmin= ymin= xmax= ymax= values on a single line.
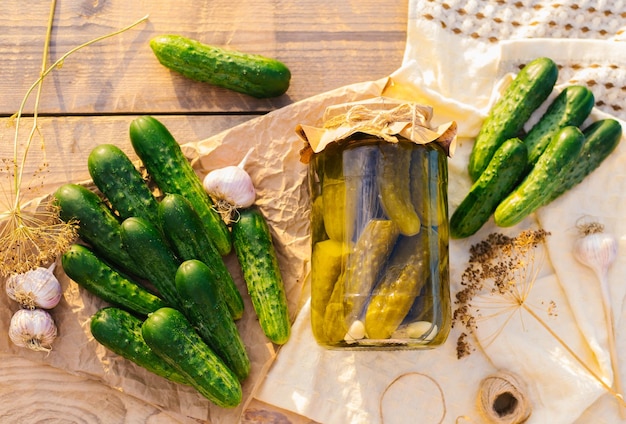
xmin=255 ymin=1 xmax=626 ymax=423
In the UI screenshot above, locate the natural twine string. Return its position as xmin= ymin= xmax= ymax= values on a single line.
xmin=477 ymin=371 xmax=532 ymax=424
xmin=379 ymin=372 xmax=446 ymax=424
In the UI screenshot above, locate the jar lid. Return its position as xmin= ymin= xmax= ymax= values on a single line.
xmin=297 ymin=97 xmax=457 ymax=163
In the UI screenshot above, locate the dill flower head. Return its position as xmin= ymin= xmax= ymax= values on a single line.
xmin=0 ymin=197 xmax=77 ymax=276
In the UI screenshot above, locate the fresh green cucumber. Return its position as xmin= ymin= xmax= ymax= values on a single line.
xmin=62 ymin=243 xmax=166 ymax=316
xmin=142 ymin=307 xmax=242 ymax=408
xmin=54 ymin=183 xmax=144 ymax=278
xmin=232 ymin=207 xmax=291 ymax=345
xmin=450 ymin=137 xmax=528 ymax=239
xmin=129 ymin=115 xmax=231 ymax=256
xmin=175 ymin=260 xmax=250 ymax=381
xmin=90 ymin=307 xmax=188 ymax=385
xmin=543 ymin=118 xmax=623 ymax=204
xmin=87 ymin=144 xmax=160 ymax=224
xmin=468 ymin=57 xmax=558 ymax=181
xmin=150 ymin=34 xmax=291 ymax=98
xmin=494 ymin=126 xmax=585 ymax=227
xmin=158 ymin=194 xmax=244 ymax=320
xmin=524 ymin=85 xmax=594 ymax=167
xmin=120 ymin=217 xmax=182 ymax=308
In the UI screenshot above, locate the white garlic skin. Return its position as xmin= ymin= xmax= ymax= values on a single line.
xmin=6 ymin=263 xmax=63 ymax=310
xmin=9 ymin=308 xmax=58 ymax=352
xmin=203 ymin=165 xmax=256 ymax=208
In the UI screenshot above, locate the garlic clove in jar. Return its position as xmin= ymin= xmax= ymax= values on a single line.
xmin=9 ymin=308 xmax=58 ymax=352
xmin=6 ymin=263 xmax=63 ymax=310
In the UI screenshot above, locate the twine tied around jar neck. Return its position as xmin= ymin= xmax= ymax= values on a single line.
xmin=296 ymin=97 xmax=457 ymax=164
xmin=477 ymin=371 xmax=532 ymax=424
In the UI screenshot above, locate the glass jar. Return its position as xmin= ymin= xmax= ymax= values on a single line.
xmin=299 ymin=99 xmax=456 ymax=350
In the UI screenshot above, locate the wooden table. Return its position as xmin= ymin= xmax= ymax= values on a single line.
xmin=0 ymin=1 xmax=407 ymax=422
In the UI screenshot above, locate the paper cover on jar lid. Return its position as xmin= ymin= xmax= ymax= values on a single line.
xmin=296 ymin=97 xmax=457 ymax=163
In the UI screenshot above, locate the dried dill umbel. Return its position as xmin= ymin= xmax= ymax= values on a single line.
xmin=452 ymin=229 xmax=550 ymax=359
xmin=0 ymin=199 xmax=78 ymax=276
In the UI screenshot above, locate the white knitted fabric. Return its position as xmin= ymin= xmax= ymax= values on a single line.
xmin=256 ymin=1 xmax=626 ymax=423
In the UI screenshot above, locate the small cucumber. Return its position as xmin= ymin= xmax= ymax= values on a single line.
xmin=232 ymin=207 xmax=291 ymax=345
xmin=523 ymin=85 xmax=595 ymax=167
xmin=87 ymin=144 xmax=160 ymax=224
xmin=175 ymin=260 xmax=250 ymax=381
xmin=158 ymin=194 xmax=244 ymax=320
xmin=468 ymin=57 xmax=558 ymax=181
xmin=377 ymin=142 xmax=421 ymax=236
xmin=364 ymin=233 xmax=430 ymax=339
xmin=62 ymin=244 xmax=166 ymax=316
xmin=150 ymin=34 xmax=291 ymax=99
xmin=543 ymin=118 xmax=622 ymax=204
xmin=142 ymin=307 xmax=242 ymax=408
xmin=120 ymin=217 xmax=182 ymax=308
xmin=54 ymin=183 xmax=144 ymax=278
xmin=494 ymin=126 xmax=585 ymax=227
xmin=310 ymin=239 xmax=346 ymax=342
xmin=129 ymin=116 xmax=231 ymax=256
xmin=90 ymin=307 xmax=188 ymax=385
xmin=450 ymin=138 xmax=528 ymax=239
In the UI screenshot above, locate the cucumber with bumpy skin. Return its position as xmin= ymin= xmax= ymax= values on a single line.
xmin=129 ymin=116 xmax=232 ymax=256
xmin=54 ymin=183 xmax=145 ymax=279
xmin=150 ymin=34 xmax=291 ymax=99
xmin=494 ymin=126 xmax=585 ymax=227
xmin=450 ymin=138 xmax=528 ymax=239
xmin=120 ymin=217 xmax=182 ymax=308
xmin=523 ymin=85 xmax=594 ymax=167
xmin=87 ymin=144 xmax=160 ymax=224
xmin=468 ymin=57 xmax=558 ymax=181
xmin=232 ymin=207 xmax=291 ymax=345
xmin=142 ymin=307 xmax=242 ymax=408
xmin=90 ymin=307 xmax=188 ymax=385
xmin=175 ymin=260 xmax=250 ymax=381
xmin=62 ymin=244 xmax=166 ymax=316
xmin=543 ymin=118 xmax=622 ymax=205
xmin=158 ymin=194 xmax=244 ymax=320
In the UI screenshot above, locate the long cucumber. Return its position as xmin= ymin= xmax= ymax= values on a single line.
xmin=543 ymin=118 xmax=622 ymax=205
xmin=523 ymin=85 xmax=594 ymax=167
xmin=62 ymin=244 xmax=166 ymax=316
xmin=90 ymin=307 xmax=188 ymax=385
xmin=232 ymin=207 xmax=291 ymax=345
xmin=468 ymin=57 xmax=558 ymax=181
xmin=142 ymin=307 xmax=242 ymax=408
xmin=175 ymin=260 xmax=250 ymax=381
xmin=450 ymin=138 xmax=528 ymax=239
xmin=158 ymin=193 xmax=244 ymax=320
xmin=87 ymin=144 xmax=160 ymax=224
xmin=494 ymin=126 xmax=585 ymax=227
xmin=129 ymin=116 xmax=232 ymax=256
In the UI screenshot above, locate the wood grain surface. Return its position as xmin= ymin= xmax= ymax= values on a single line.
xmin=0 ymin=1 xmax=407 ymax=423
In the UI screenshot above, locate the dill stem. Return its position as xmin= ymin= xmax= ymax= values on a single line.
xmin=522 ymin=303 xmax=626 ymax=407
xmin=10 ymin=9 xmax=150 ymax=210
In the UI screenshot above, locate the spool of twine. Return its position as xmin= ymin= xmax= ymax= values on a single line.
xmin=477 ymin=371 xmax=532 ymax=424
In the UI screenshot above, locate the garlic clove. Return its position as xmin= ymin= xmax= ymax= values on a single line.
xmin=6 ymin=263 xmax=63 ymax=310
xmin=9 ymin=308 xmax=58 ymax=352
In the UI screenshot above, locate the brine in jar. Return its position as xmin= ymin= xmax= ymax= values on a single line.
xmin=308 ymin=135 xmax=451 ymax=349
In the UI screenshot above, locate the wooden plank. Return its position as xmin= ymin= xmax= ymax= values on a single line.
xmin=1 ymin=0 xmax=408 ymax=115
xmin=0 ymin=114 xmax=254 ymax=206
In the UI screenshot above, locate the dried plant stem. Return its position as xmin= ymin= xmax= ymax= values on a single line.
xmin=522 ymin=304 xmax=625 ymax=407
xmin=1 ymin=6 xmax=149 ymax=276
xmin=597 ymin=270 xmax=625 ymax=417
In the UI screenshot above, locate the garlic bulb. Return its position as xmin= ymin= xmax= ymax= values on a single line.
xmin=6 ymin=262 xmax=63 ymax=310
xmin=573 ymin=220 xmax=623 ymax=411
xmin=9 ymin=308 xmax=58 ymax=352
xmin=203 ymin=148 xmax=256 ymax=224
